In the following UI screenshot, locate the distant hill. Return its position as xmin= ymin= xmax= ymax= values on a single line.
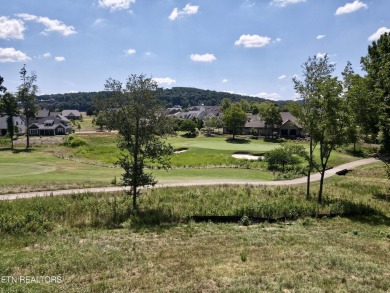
xmin=37 ymin=87 xmax=291 ymax=112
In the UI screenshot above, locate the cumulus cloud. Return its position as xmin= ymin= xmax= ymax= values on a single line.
xmin=0 ymin=16 xmax=25 ymax=40
xmin=98 ymin=0 xmax=135 ymax=11
xmin=278 ymin=75 xmax=286 ymax=80
xmin=368 ymin=27 xmax=390 ymax=41
xmin=190 ymin=53 xmax=216 ymax=62
xmin=234 ymin=34 xmax=271 ymax=48
xmin=153 ymin=77 xmax=176 ymax=87
xmin=316 ymin=52 xmax=327 ymax=59
xmin=270 ymin=0 xmax=306 ymax=8
xmin=222 ymin=79 xmax=228 ymax=83
xmin=0 ymin=47 xmax=31 ymax=63
xmin=16 ymin=13 xmax=76 ymax=36
xmin=316 ymin=34 xmax=326 ymax=40
xmin=125 ymin=48 xmax=136 ymax=55
xmin=169 ymin=4 xmax=199 ymax=21
xmin=254 ymin=92 xmax=282 ymax=100
xmin=54 ymin=56 xmax=65 ymax=62
xmin=335 ymin=1 xmax=367 ymax=15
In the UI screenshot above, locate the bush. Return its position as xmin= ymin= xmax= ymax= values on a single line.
xmin=63 ymin=134 xmax=88 ymax=147
xmin=265 ymin=147 xmax=300 ymax=171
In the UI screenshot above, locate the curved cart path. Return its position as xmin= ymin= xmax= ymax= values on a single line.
xmin=0 ymin=158 xmax=379 ymax=201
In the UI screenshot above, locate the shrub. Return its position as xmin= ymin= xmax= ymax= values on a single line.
xmin=63 ymin=134 xmax=88 ymax=147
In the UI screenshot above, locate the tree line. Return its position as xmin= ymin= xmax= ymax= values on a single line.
xmin=36 ymin=87 xmax=291 ymax=113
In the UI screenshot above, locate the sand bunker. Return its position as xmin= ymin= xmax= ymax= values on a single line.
xmin=232 ymin=154 xmax=264 ymax=160
xmin=174 ymin=148 xmax=188 ymax=154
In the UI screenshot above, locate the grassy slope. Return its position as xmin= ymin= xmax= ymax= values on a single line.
xmin=0 ymin=164 xmax=389 ymax=292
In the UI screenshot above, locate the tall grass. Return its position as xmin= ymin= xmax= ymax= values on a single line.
xmin=1 ymin=167 xmax=388 ymax=234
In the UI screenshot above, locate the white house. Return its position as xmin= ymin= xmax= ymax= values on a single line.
xmin=0 ymin=115 xmax=27 ymax=136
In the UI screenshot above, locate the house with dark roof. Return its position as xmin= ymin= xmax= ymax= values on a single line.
xmin=29 ymin=116 xmax=72 ymax=136
xmin=224 ymin=112 xmax=302 ymax=138
xmin=62 ymin=110 xmax=81 ymax=120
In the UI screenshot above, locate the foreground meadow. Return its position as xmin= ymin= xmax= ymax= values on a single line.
xmin=0 ymin=163 xmax=389 ymax=292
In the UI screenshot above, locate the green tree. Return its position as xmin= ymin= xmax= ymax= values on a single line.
xmin=361 ymin=32 xmax=390 ymax=152
xmin=0 ymin=76 xmax=6 ymax=94
xmin=17 ymin=65 xmax=38 ymax=149
xmin=95 ymin=113 xmax=107 ymax=132
xmin=221 ymin=98 xmax=231 ymax=112
xmin=240 ymin=99 xmax=251 ymax=112
xmin=100 ymin=74 xmax=173 ymax=211
xmin=204 ymin=116 xmax=224 ymax=134
xmin=293 ymin=55 xmax=347 ymax=202
xmin=180 ymin=119 xmax=197 ymax=135
xmin=258 ymin=102 xmax=282 ymax=138
xmin=311 ymin=76 xmax=345 ymax=202
xmin=223 ymin=105 xmax=247 ymax=139
xmin=0 ymin=92 xmax=19 ymax=149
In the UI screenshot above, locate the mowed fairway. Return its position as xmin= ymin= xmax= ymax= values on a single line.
xmin=0 ymin=148 xmax=272 ymax=194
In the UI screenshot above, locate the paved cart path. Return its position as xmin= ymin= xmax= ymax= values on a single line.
xmin=0 ymin=158 xmax=379 ymax=201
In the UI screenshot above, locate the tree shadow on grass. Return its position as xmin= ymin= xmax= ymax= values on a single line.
xmin=0 ymin=148 xmax=32 ymax=153
xmin=373 ymin=191 xmax=390 ymax=202
xmin=226 ymin=138 xmax=250 ymax=144
xmin=323 ymin=198 xmax=390 ymax=226
xmin=128 ymin=208 xmax=183 ymax=233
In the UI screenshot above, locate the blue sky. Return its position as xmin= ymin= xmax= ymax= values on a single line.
xmin=1 ymin=0 xmax=389 ymax=100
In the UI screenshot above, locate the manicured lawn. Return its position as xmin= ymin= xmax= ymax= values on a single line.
xmin=0 ymin=149 xmax=273 ymax=194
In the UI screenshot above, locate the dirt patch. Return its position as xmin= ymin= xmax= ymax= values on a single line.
xmin=14 ymin=136 xmax=65 ymax=146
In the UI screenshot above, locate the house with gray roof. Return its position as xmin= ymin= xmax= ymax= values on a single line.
xmin=62 ymin=110 xmax=81 ymax=120
xmin=224 ymin=112 xmax=302 ymax=138
xmin=29 ymin=116 xmax=72 ymax=136
xmin=0 ymin=115 xmax=27 ymax=136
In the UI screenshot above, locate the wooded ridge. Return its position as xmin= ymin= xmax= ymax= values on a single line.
xmin=37 ymin=87 xmax=290 ymax=112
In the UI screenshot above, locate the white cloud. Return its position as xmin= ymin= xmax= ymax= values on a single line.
xmin=98 ymin=0 xmax=135 ymax=11
xmin=316 ymin=34 xmax=326 ymax=40
xmin=235 ymin=34 xmax=271 ymax=48
xmin=153 ymin=77 xmax=176 ymax=87
xmin=43 ymin=52 xmax=51 ymax=58
xmin=169 ymin=4 xmax=199 ymax=21
xmin=278 ymin=75 xmax=286 ymax=80
xmin=222 ymin=79 xmax=228 ymax=83
xmin=254 ymin=92 xmax=282 ymax=100
xmin=125 ymin=48 xmax=136 ymax=55
xmin=270 ymin=0 xmax=306 ymax=8
xmin=94 ymin=18 xmax=106 ymax=25
xmin=16 ymin=13 xmax=76 ymax=36
xmin=335 ymin=1 xmax=367 ymax=15
xmin=190 ymin=53 xmax=216 ymax=62
xmin=0 ymin=47 xmax=31 ymax=63
xmin=316 ymin=52 xmax=327 ymax=59
xmin=0 ymin=16 xmax=25 ymax=40
xmin=55 ymin=56 xmax=65 ymax=62
xmin=368 ymin=27 xmax=390 ymax=42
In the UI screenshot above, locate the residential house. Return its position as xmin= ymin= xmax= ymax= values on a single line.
xmin=29 ymin=116 xmax=72 ymax=136
xmin=169 ymin=105 xmax=222 ymax=121
xmin=62 ymin=110 xmax=81 ymax=120
xmin=0 ymin=115 xmax=27 ymax=136
xmin=223 ymin=111 xmax=302 ymax=138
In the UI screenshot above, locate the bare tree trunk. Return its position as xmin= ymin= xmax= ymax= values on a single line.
xmin=306 ymin=137 xmax=313 ymax=200
xmin=26 ymin=117 xmax=30 ymax=149
xmin=132 ymin=119 xmax=140 ymax=211
xmin=318 ymin=166 xmax=326 ymax=203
